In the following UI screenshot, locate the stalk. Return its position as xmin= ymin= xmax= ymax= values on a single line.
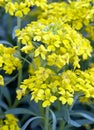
xmin=17 ymin=17 xmax=22 ymax=87
xmin=60 ymin=120 xmax=66 ymax=130
xmin=44 ymin=107 xmax=49 ymax=130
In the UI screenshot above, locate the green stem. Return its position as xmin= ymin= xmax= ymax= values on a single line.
xmin=60 ymin=119 xmax=66 ymax=130
xmin=5 ymin=74 xmax=18 ymax=86
xmin=17 ymin=17 xmax=21 ymax=30
xmin=44 ymin=107 xmax=49 ymax=130
xmin=17 ymin=17 xmax=21 ymax=49
xmin=17 ymin=17 xmax=22 ymax=87
xmin=39 ymin=101 xmax=44 ymax=118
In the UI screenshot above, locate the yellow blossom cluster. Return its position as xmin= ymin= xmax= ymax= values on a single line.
xmin=0 ymin=44 xmax=22 ymax=74
xmin=17 ymin=65 xmax=94 ymax=107
xmin=15 ymin=0 xmax=94 ymax=107
xmin=0 ymin=0 xmax=47 ymax=17
xmin=39 ymin=0 xmax=94 ymax=30
xmin=15 ymin=19 xmax=92 ymax=69
xmin=0 ymin=114 xmax=20 ymax=130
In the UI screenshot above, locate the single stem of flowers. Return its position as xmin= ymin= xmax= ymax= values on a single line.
xmin=17 ymin=17 xmax=22 ymax=87
xmin=44 ymin=107 xmax=49 ymax=130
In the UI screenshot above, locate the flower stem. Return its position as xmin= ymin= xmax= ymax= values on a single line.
xmin=44 ymin=107 xmax=49 ymax=130
xmin=17 ymin=17 xmax=22 ymax=87
xmin=60 ymin=119 xmax=66 ymax=130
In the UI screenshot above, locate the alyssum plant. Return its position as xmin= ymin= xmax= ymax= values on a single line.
xmin=0 ymin=0 xmax=94 ymax=130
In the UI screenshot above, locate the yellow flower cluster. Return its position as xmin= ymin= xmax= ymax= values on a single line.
xmin=17 ymin=65 xmax=94 ymax=107
xmin=16 ymin=19 xmax=92 ymax=69
xmin=0 ymin=0 xmax=47 ymax=17
xmin=39 ymin=0 xmax=94 ymax=30
xmin=0 ymin=44 xmax=22 ymax=74
xmin=0 ymin=114 xmax=20 ymax=130
xmin=15 ymin=0 xmax=94 ymax=107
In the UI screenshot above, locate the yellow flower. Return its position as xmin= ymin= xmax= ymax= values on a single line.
xmin=35 ymin=67 xmax=53 ymax=80
xmin=1 ymin=0 xmax=47 ymax=17
xmin=0 ymin=75 xmax=4 ymax=86
xmin=0 ymin=114 xmax=20 ymax=130
xmin=59 ymin=96 xmax=67 ymax=104
xmin=0 ymin=56 xmax=3 ymax=67
xmin=21 ymin=45 xmax=34 ymax=53
xmin=42 ymin=89 xmax=57 ymax=107
xmin=3 ymin=63 xmax=15 ymax=74
xmin=42 ymin=100 xmax=51 ymax=107
xmin=86 ymin=25 xmax=94 ymax=41
xmin=50 ymin=96 xmax=57 ymax=103
xmin=0 ymin=44 xmax=22 ymax=74
xmin=15 ymin=10 xmax=23 ymax=17
xmin=35 ymin=45 xmax=47 ymax=60
xmin=1 ymin=126 xmax=9 ymax=130
xmin=16 ymin=89 xmax=23 ymax=100
xmin=5 ymin=2 xmax=16 ymax=16
xmin=72 ymin=21 xmax=83 ymax=30
xmin=47 ymin=53 xmax=69 ymax=68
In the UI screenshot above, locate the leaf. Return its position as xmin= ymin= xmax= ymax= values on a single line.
xmin=0 ymin=108 xmax=5 ymax=119
xmin=61 ymin=105 xmax=70 ymax=122
xmin=0 ymin=100 xmax=8 ymax=110
xmin=49 ymin=109 xmax=57 ymax=130
xmin=0 ymin=40 xmax=13 ymax=47
xmin=67 ymin=119 xmax=93 ymax=128
xmin=21 ymin=116 xmax=43 ymax=130
xmin=4 ymin=75 xmax=17 ymax=86
xmin=12 ymin=26 xmax=18 ymax=39
xmin=69 ymin=92 xmax=83 ymax=111
xmin=68 ymin=119 xmax=81 ymax=127
xmin=71 ymin=110 xmax=94 ymax=122
xmin=1 ymin=87 xmax=11 ymax=106
xmin=75 ymin=119 xmax=93 ymax=125
xmin=5 ymin=108 xmax=36 ymax=116
xmin=31 ymin=119 xmax=41 ymax=128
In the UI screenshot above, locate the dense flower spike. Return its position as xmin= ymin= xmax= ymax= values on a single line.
xmin=0 ymin=0 xmax=47 ymax=17
xmin=0 ymin=44 xmax=22 ymax=74
xmin=0 ymin=114 xmax=20 ymax=130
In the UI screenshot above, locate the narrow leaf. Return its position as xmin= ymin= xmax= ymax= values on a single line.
xmin=76 ymin=119 xmax=93 ymax=125
xmin=0 ymin=41 xmax=13 ymax=47
xmin=49 ymin=109 xmax=57 ymax=130
xmin=0 ymin=100 xmax=8 ymax=110
xmin=21 ymin=116 xmax=43 ymax=130
xmin=68 ymin=119 xmax=81 ymax=127
xmin=1 ymin=87 xmax=11 ymax=106
xmin=12 ymin=26 xmax=18 ymax=39
xmin=5 ymin=108 xmax=36 ymax=116
xmin=71 ymin=111 xmax=94 ymax=122
xmin=62 ymin=105 xmax=70 ymax=122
